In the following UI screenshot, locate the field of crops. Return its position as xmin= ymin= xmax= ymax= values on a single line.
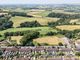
xmin=56 ymin=25 xmax=80 ymax=30
xmin=33 ymin=36 xmax=64 ymax=45
xmin=11 ymin=36 xmax=23 ymax=44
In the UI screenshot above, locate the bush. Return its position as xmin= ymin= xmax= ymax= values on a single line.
xmin=58 ymin=42 xmax=63 ymax=46
xmin=58 ymin=52 xmax=65 ymax=56
xmin=46 ymin=31 xmax=57 ymax=36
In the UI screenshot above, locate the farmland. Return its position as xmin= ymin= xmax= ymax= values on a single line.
xmin=1 ymin=3 xmax=80 ymax=60
xmin=0 ymin=27 xmax=57 ymax=35
xmin=11 ymin=36 xmax=23 ymax=44
xmin=56 ymin=25 xmax=80 ymax=31
xmin=33 ymin=36 xmax=64 ymax=45
xmin=0 ymin=4 xmax=80 ymax=47
xmin=11 ymin=16 xmax=59 ymax=27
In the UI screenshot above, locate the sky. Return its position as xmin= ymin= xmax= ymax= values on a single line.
xmin=0 ymin=0 xmax=80 ymax=5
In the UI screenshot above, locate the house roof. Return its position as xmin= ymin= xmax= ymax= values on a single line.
xmin=46 ymin=48 xmax=58 ymax=52
xmin=60 ymin=48 xmax=72 ymax=52
xmin=19 ymin=48 xmax=31 ymax=52
xmin=5 ymin=47 xmax=18 ymax=52
xmin=75 ymin=48 xmax=80 ymax=51
xmin=15 ymin=57 xmax=30 ymax=60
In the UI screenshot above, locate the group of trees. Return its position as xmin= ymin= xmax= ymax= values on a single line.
xmin=58 ymin=29 xmax=80 ymax=39
xmin=0 ymin=16 xmax=13 ymax=30
xmin=48 ymin=18 xmax=77 ymax=27
xmin=20 ymin=21 xmax=41 ymax=27
xmin=9 ymin=12 xmax=33 ymax=17
xmin=45 ymin=29 xmax=80 ymax=39
xmin=46 ymin=31 xmax=57 ymax=36
xmin=47 ymin=12 xmax=80 ymax=19
xmin=0 ymin=49 xmax=3 ymax=56
xmin=4 ymin=30 xmax=31 ymax=37
xmin=20 ymin=31 xmax=40 ymax=46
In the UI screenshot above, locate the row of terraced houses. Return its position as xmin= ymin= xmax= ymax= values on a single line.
xmin=0 ymin=46 xmax=80 ymax=60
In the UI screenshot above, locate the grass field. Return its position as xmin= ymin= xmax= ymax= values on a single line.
xmin=11 ymin=36 xmax=23 ymax=44
xmin=56 ymin=25 xmax=80 ymax=30
xmin=11 ymin=16 xmax=59 ymax=27
xmin=33 ymin=36 xmax=64 ymax=45
xmin=0 ymin=27 xmax=57 ymax=35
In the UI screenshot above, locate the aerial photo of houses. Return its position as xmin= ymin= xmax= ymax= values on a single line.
xmin=0 ymin=0 xmax=80 ymax=60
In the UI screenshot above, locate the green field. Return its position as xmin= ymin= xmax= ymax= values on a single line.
xmin=0 ymin=27 xmax=57 ymax=35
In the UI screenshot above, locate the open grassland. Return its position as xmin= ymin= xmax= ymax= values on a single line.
xmin=11 ymin=36 xmax=23 ymax=44
xmin=0 ymin=27 xmax=57 ymax=35
xmin=56 ymin=25 xmax=80 ymax=31
xmin=11 ymin=16 xmax=59 ymax=27
xmin=33 ymin=36 xmax=64 ymax=45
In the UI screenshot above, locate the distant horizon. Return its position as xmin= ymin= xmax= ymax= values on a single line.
xmin=0 ymin=0 xmax=80 ymax=5
xmin=0 ymin=3 xmax=80 ymax=5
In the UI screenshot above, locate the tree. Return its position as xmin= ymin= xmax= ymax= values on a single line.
xmin=75 ymin=52 xmax=80 ymax=60
xmin=9 ymin=12 xmax=33 ymax=17
xmin=47 ymin=12 xmax=80 ymax=19
xmin=20 ymin=31 xmax=40 ymax=46
xmin=46 ymin=31 xmax=56 ymax=36
xmin=0 ymin=49 xmax=3 ymax=56
xmin=58 ymin=52 xmax=65 ymax=56
xmin=58 ymin=42 xmax=63 ymax=46
xmin=0 ymin=16 xmax=13 ymax=30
